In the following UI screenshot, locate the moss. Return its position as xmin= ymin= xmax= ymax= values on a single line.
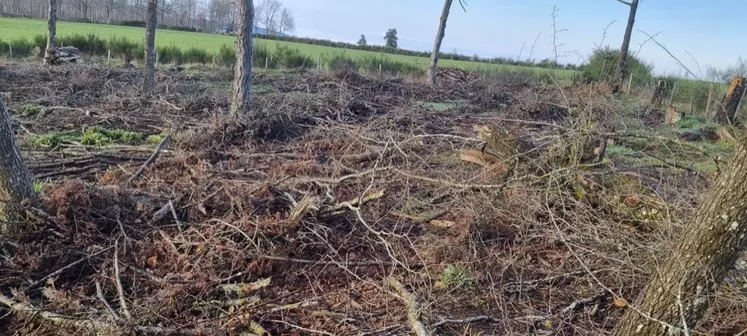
xmin=435 ymin=264 xmax=474 ymax=289
xmin=18 ymin=104 xmax=43 ymax=116
xmin=146 ymin=133 xmax=167 ymax=144
xmin=25 ymin=131 xmax=78 ymax=148
xmin=80 ymin=127 xmax=144 ymax=146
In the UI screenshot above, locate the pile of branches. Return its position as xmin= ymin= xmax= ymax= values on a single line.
xmin=1 ymin=63 xmax=745 ymax=335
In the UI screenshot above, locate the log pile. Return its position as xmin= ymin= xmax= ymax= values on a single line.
xmin=436 ymin=67 xmax=477 ymax=85
xmin=44 ymin=46 xmax=82 ymax=65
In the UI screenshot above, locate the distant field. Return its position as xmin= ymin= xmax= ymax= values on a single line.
xmin=0 ymin=17 xmax=575 ymax=78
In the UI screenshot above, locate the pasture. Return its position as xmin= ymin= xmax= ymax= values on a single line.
xmin=0 ymin=17 xmax=575 ymax=78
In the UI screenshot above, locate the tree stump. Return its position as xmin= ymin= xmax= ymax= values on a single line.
xmin=714 ymin=76 xmax=746 ymax=125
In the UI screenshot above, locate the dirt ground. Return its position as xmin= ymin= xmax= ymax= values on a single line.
xmin=0 ymin=61 xmax=745 ymax=335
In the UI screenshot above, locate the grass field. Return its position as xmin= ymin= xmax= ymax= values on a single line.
xmin=0 ymin=17 xmax=575 ymax=78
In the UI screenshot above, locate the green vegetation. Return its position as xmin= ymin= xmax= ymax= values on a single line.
xmin=25 ymin=131 xmax=78 ymax=148
xmin=146 ymin=133 xmax=168 ymax=144
xmin=582 ymin=47 xmax=653 ymax=87
xmin=0 ymin=17 xmax=575 ymax=78
xmin=81 ymin=127 xmax=143 ymax=146
xmin=24 ymin=128 xmax=145 ymax=148
xmin=435 ymin=264 xmax=474 ymax=289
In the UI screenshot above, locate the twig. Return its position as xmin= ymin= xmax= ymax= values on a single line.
xmin=388 ymin=278 xmax=428 ymax=336
xmin=95 ymin=280 xmax=120 ymax=321
xmin=431 ymin=315 xmax=493 ymax=328
xmin=113 ymin=240 xmax=132 ymax=320
xmin=0 ymin=292 xmax=217 ymax=335
xmin=127 ymin=134 xmax=171 ymax=185
xmin=251 ymin=255 xmax=412 ymax=267
xmin=169 ymin=200 xmax=184 ymax=231
xmin=267 ymin=319 xmax=334 ymax=336
xmin=25 ymin=247 xmax=113 ymax=293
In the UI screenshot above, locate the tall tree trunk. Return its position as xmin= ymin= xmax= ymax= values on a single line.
xmin=143 ymin=0 xmax=158 ymax=96
xmin=615 ymin=0 xmax=639 ymax=92
xmin=0 ymin=95 xmax=35 ymax=235
xmin=427 ymin=0 xmax=453 ymax=86
xmin=44 ymin=0 xmax=57 ymax=65
xmin=230 ymin=0 xmax=254 ymax=118
xmin=612 ymin=134 xmax=747 ymax=335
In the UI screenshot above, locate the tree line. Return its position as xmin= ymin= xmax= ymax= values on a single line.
xmin=0 ymin=0 xmax=294 ymax=34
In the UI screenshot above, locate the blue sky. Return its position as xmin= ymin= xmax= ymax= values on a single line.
xmin=278 ymin=0 xmax=743 ymax=76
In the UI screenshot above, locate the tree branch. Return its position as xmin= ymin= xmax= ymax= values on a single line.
xmin=616 ymin=0 xmax=632 ymax=5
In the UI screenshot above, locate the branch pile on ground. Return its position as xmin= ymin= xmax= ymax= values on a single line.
xmin=1 ymin=62 xmax=745 ymax=335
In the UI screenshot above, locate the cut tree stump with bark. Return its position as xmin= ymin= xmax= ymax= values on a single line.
xmin=611 ymin=132 xmax=747 ymax=335
xmin=714 ymin=76 xmax=746 ymax=125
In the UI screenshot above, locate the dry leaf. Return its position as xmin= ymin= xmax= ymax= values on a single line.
xmin=429 ymin=220 xmax=456 ymax=228
xmin=459 ymin=149 xmax=501 ymax=167
xmin=614 ymin=297 xmax=628 ymax=307
xmin=219 ymin=277 xmax=272 ymax=297
xmin=146 ymin=255 xmax=158 ymax=267
xmin=623 ymin=194 xmax=641 ymax=207
xmin=197 ymin=203 xmax=208 ymax=215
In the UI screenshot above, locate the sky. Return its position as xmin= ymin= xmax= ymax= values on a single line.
xmin=276 ymin=0 xmax=744 ymax=76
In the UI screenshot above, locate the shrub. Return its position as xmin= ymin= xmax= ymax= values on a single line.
xmin=107 ymin=36 xmax=139 ymax=61
xmin=217 ymin=44 xmax=236 ymax=67
xmin=58 ymin=34 xmax=106 ymax=55
xmin=120 ymin=20 xmax=146 ymax=27
xmin=157 ymin=45 xmax=183 ymax=64
xmin=32 ymin=34 xmax=47 ymax=49
xmin=7 ymin=38 xmax=34 ymax=58
xmin=273 ymin=44 xmax=314 ymax=69
xmin=581 ymin=47 xmax=653 ymax=87
xmin=326 ymin=54 xmax=358 ymax=72
xmin=253 ymin=44 xmax=272 ymax=67
xmin=183 ymin=47 xmax=210 ymax=64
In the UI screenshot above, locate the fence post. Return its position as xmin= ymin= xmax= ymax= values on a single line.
xmin=265 ymin=57 xmax=268 ymax=69
xmin=379 ymin=63 xmax=382 ymax=75
xmin=9 ymin=44 xmax=12 ymax=58
xmin=317 ymin=56 xmax=321 ymax=71
xmin=107 ymin=50 xmax=111 ymax=63
xmin=705 ymin=83 xmax=714 ymax=117
xmin=626 ymin=73 xmax=633 ymax=94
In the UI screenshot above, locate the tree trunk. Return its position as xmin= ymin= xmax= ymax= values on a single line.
xmin=143 ymin=0 xmax=158 ymax=97
xmin=714 ymin=76 xmax=746 ymax=125
xmin=0 ymin=95 xmax=35 ymax=235
xmin=611 ymin=133 xmax=747 ymax=335
xmin=44 ymin=0 xmax=57 ymax=65
xmin=615 ymin=0 xmax=639 ymax=92
xmin=229 ymin=0 xmax=254 ymax=118
xmin=427 ymin=0 xmax=453 ymax=86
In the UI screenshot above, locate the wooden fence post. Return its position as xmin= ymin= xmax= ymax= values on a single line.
xmin=705 ymin=83 xmax=714 ymax=117
xmin=626 ymin=73 xmax=633 ymax=94
xmin=107 ymin=50 xmax=111 ymax=63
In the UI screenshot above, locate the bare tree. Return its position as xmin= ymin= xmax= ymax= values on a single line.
xmin=43 ymin=0 xmax=57 ymax=65
xmin=256 ymin=0 xmax=281 ymax=34
xmin=427 ymin=0 xmax=466 ymax=86
xmin=615 ymin=0 xmax=640 ymax=92
xmin=0 ymin=95 xmax=35 ymax=235
xmin=230 ymin=0 xmax=254 ymax=117
xmin=612 ymin=135 xmax=747 ymax=334
xmin=277 ymin=7 xmax=294 ymax=35
xmin=143 ymin=0 xmax=158 ymax=96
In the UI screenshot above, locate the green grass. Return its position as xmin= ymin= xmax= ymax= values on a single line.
xmin=0 ymin=17 xmax=575 ymax=78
